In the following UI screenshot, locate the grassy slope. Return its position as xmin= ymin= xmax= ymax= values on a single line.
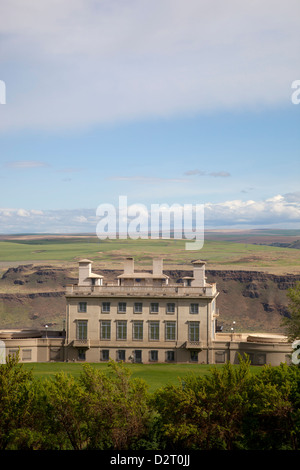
xmin=22 ymin=362 xmax=262 ymax=393
xmin=0 ymin=236 xmax=300 ymax=272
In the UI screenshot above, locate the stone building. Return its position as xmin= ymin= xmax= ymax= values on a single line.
xmin=0 ymin=257 xmax=293 ymax=366
xmin=64 ymin=257 xmax=219 ymax=364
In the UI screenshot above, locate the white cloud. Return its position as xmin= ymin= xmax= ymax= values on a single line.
xmin=109 ymin=176 xmax=189 ymax=183
xmin=204 ymin=194 xmax=300 ymax=226
xmin=184 ymin=169 xmax=231 ymax=177
xmin=1 ymin=0 xmax=299 ymax=132
xmin=4 ymin=161 xmax=49 ymax=169
xmin=1 ymin=193 xmax=300 ymax=233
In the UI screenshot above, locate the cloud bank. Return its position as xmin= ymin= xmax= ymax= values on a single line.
xmin=1 ymin=0 xmax=299 ymax=132
xmin=1 ymin=193 xmax=300 ymax=234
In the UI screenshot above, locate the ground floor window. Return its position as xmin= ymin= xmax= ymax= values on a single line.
xmin=149 ymin=350 xmax=158 ymax=362
xmin=101 ymin=349 xmax=110 ymax=361
xmin=22 ymin=349 xmax=32 ymax=361
xmin=215 ymin=351 xmax=226 ymax=363
xmin=190 ymin=351 xmax=198 ymax=362
xmin=78 ymin=348 xmax=86 ymax=361
xmin=166 ymin=350 xmax=175 ymax=362
xmin=134 ymin=350 xmax=142 ymax=363
xmin=117 ymin=349 xmax=125 ymax=361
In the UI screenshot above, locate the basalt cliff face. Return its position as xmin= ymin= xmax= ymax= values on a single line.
xmin=0 ymin=265 xmax=299 ymax=334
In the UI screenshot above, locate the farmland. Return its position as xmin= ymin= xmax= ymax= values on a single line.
xmin=0 ymin=229 xmax=300 ymax=273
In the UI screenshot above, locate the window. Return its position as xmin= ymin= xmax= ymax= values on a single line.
xmin=149 ymin=350 xmax=158 ymax=362
xmin=215 ymin=351 xmax=226 ymax=364
xmin=101 ymin=349 xmax=110 ymax=361
xmin=189 ymin=322 xmax=200 ymax=342
xmin=166 ymin=303 xmax=175 ymax=314
xmin=149 ymin=321 xmax=159 ymax=341
xmin=166 ymin=351 xmax=175 ymax=362
xmin=134 ymin=302 xmax=143 ymax=313
xmin=22 ymin=349 xmax=32 ymax=361
xmin=133 ymin=321 xmax=143 ymax=340
xmin=78 ymin=302 xmax=87 ymax=313
xmin=102 ymin=302 xmax=110 ymax=313
xmin=190 ymin=351 xmax=198 ymax=362
xmin=165 ymin=321 xmax=176 ymax=341
xmin=190 ymin=303 xmax=199 ymax=314
xmin=100 ymin=320 xmax=111 ymax=340
xmin=150 ymin=302 xmax=159 ymax=313
xmin=134 ymin=350 xmax=142 ymax=363
xmin=8 ymin=349 xmax=18 ymax=358
xmin=116 ymin=320 xmax=127 ymax=340
xmin=117 ymin=350 xmax=125 ymax=361
xmin=77 ymin=320 xmax=88 ymax=340
xmin=78 ymin=348 xmax=86 ymax=361
xmin=118 ymin=302 xmax=127 ymax=313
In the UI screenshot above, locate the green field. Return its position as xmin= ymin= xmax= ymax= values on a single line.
xmin=0 ymin=235 xmax=300 ymax=273
xmin=22 ymin=362 xmax=262 ymax=393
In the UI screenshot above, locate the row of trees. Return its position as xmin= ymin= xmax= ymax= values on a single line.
xmin=1 ymin=353 xmax=300 ymax=450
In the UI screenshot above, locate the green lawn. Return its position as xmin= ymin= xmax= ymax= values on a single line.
xmin=22 ymin=362 xmax=262 ymax=393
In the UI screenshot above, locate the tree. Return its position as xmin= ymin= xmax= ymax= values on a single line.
xmin=153 ymin=356 xmax=300 ymax=450
xmin=79 ymin=361 xmax=151 ymax=450
xmin=153 ymin=355 xmax=253 ymax=450
xmin=38 ymin=360 xmax=152 ymax=450
xmin=282 ymin=281 xmax=300 ymax=341
xmin=243 ymin=363 xmax=300 ymax=450
xmin=0 ymin=352 xmax=35 ymax=449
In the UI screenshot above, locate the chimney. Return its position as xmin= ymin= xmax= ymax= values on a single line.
xmin=78 ymin=259 xmax=92 ymax=286
xmin=152 ymin=258 xmax=163 ymax=276
xmin=124 ymin=257 xmax=134 ymax=275
xmin=191 ymin=260 xmax=206 ymax=287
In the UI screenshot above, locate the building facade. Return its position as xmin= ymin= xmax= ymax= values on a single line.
xmin=64 ymin=257 xmax=219 ymax=364
xmin=0 ymin=257 xmax=293 ymax=366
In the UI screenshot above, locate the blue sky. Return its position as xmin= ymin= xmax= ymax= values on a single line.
xmin=0 ymin=0 xmax=300 ymax=233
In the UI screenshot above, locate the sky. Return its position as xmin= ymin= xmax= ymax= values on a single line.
xmin=0 ymin=0 xmax=300 ymax=234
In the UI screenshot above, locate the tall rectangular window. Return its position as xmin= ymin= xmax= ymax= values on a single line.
xmin=165 ymin=321 xmax=176 ymax=341
xmin=149 ymin=321 xmax=160 ymax=341
xmin=77 ymin=320 xmax=88 ymax=340
xmin=78 ymin=302 xmax=87 ymax=313
xmin=133 ymin=321 xmax=143 ymax=340
xmin=189 ymin=322 xmax=200 ymax=342
xmin=100 ymin=320 xmax=111 ymax=340
xmin=116 ymin=320 xmax=127 ymax=340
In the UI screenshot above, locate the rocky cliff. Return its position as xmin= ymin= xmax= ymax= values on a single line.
xmin=0 ymin=265 xmax=299 ymax=334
